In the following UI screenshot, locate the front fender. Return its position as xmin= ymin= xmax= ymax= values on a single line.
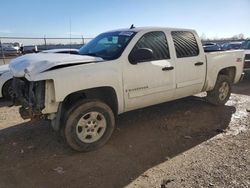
xmin=28 ymin=61 xmax=124 ymax=114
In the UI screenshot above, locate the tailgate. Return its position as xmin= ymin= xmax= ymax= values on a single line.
xmin=244 ymin=53 xmax=250 ymax=69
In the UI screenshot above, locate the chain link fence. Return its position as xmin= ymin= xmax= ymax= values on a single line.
xmin=0 ymin=36 xmax=93 ymax=65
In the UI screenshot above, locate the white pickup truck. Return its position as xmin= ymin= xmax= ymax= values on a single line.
xmin=9 ymin=27 xmax=244 ymax=151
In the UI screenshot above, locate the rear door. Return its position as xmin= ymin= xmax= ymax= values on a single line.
xmin=171 ymin=31 xmax=206 ymax=98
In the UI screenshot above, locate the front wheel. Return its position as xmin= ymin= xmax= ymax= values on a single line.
xmin=63 ymin=100 xmax=115 ymax=152
xmin=2 ymin=80 xmax=13 ymax=100
xmin=206 ymin=75 xmax=231 ymax=106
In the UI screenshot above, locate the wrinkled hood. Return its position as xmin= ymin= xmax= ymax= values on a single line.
xmin=0 ymin=64 xmax=10 ymax=74
xmin=9 ymin=53 xmax=104 ymax=78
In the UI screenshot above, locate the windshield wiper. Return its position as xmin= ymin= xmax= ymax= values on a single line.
xmin=82 ymin=53 xmax=98 ymax=57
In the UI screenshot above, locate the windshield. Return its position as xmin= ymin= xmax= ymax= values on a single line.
xmin=79 ymin=31 xmax=136 ymax=60
xmin=241 ymin=41 xmax=250 ymax=49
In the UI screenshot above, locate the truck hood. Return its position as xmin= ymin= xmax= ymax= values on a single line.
xmin=9 ymin=53 xmax=104 ymax=78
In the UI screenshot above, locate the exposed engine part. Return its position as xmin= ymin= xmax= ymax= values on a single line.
xmin=12 ymin=77 xmax=45 ymax=119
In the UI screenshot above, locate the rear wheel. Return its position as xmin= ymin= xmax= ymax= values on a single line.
xmin=206 ymin=75 xmax=231 ymax=106
xmin=62 ymin=100 xmax=115 ymax=152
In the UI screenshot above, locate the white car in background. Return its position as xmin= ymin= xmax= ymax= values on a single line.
xmin=0 ymin=43 xmax=20 ymax=55
xmin=0 ymin=64 xmax=13 ymax=99
xmin=0 ymin=48 xmax=79 ymax=99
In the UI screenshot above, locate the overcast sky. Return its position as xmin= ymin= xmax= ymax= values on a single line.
xmin=0 ymin=0 xmax=249 ymax=39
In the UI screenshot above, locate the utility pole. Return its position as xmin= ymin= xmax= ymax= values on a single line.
xmin=44 ymin=35 xmax=47 ymax=50
xmin=82 ymin=35 xmax=84 ymax=45
xmin=69 ymin=17 xmax=72 ymax=52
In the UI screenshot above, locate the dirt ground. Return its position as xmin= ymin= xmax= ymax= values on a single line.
xmin=0 ymin=74 xmax=249 ymax=188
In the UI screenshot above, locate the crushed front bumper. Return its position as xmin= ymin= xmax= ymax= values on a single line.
xmin=12 ymin=77 xmax=45 ymax=119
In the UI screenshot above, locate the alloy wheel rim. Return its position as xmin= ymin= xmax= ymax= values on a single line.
xmin=76 ymin=111 xmax=107 ymax=143
xmin=219 ymin=82 xmax=229 ymax=101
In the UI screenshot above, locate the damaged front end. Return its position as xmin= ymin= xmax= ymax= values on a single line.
xmin=12 ymin=77 xmax=45 ymax=120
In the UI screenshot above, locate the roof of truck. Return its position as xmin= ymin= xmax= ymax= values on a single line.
xmin=106 ymin=26 xmax=196 ymax=33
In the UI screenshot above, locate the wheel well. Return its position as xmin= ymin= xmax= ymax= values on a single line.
xmin=218 ymin=67 xmax=236 ymax=83
xmin=62 ymin=87 xmax=118 ymax=115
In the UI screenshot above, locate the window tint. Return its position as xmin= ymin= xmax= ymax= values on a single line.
xmin=171 ymin=31 xmax=199 ymax=58
xmin=131 ymin=31 xmax=170 ymax=62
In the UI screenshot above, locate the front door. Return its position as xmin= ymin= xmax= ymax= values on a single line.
xmin=123 ymin=31 xmax=176 ymax=111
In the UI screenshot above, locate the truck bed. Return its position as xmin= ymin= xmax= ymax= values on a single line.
xmin=204 ymin=50 xmax=244 ymax=91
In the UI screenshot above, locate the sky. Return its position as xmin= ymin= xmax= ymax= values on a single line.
xmin=0 ymin=0 xmax=249 ymax=40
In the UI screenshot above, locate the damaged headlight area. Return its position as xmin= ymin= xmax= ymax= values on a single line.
xmin=12 ymin=77 xmax=45 ymax=119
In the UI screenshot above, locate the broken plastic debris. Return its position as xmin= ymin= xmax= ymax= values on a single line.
xmin=53 ymin=166 xmax=65 ymax=174
xmin=184 ymin=136 xmax=192 ymax=139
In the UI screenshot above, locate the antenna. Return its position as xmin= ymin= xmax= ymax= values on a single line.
xmin=130 ymin=24 xmax=135 ymax=29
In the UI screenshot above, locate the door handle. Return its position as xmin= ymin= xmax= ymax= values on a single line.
xmin=162 ymin=66 xmax=174 ymax=71
xmin=195 ymin=62 xmax=204 ymax=66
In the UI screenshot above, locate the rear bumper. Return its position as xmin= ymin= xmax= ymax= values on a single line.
xmin=243 ymin=67 xmax=250 ymax=72
xmin=244 ymin=55 xmax=250 ymax=70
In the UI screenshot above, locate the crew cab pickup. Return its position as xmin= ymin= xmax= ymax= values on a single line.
xmin=9 ymin=27 xmax=245 ymax=151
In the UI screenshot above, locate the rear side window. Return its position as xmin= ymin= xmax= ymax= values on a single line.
xmin=132 ymin=31 xmax=170 ymax=61
xmin=171 ymin=31 xmax=199 ymax=58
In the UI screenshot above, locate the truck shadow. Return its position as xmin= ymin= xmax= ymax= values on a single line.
xmin=0 ymin=98 xmax=11 ymax=108
xmin=0 ymin=97 xmax=236 ymax=188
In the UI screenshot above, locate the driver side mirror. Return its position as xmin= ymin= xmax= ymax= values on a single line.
xmin=129 ymin=48 xmax=153 ymax=64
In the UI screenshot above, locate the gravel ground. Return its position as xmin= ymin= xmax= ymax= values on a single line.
xmin=0 ymin=74 xmax=249 ymax=188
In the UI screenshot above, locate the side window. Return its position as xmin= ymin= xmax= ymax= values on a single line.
xmin=171 ymin=31 xmax=199 ymax=58
xmin=131 ymin=31 xmax=170 ymax=62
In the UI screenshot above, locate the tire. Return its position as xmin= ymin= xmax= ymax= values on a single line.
xmin=62 ymin=99 xmax=115 ymax=152
xmin=2 ymin=80 xmax=13 ymax=100
xmin=206 ymin=75 xmax=231 ymax=106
